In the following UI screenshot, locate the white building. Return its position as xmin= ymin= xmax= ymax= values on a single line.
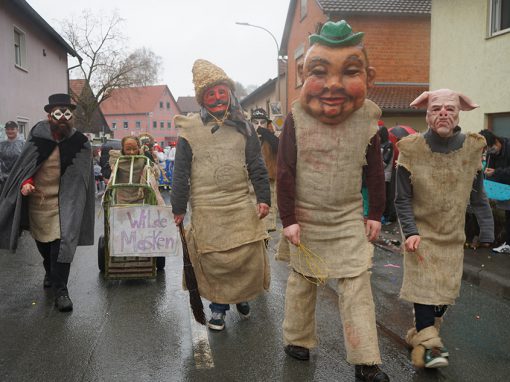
xmin=0 ymin=0 xmax=79 ymax=138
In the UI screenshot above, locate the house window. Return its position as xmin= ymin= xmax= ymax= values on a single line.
xmin=160 ymin=121 xmax=164 ymax=129
xmin=135 ymin=121 xmax=141 ymax=129
xmin=123 ymin=121 xmax=128 ymax=129
xmin=160 ymin=101 xmax=163 ymax=109
xmin=153 ymin=121 xmax=157 ymax=129
xmin=111 ymin=122 xmax=117 ymax=129
xmin=489 ymin=112 xmax=510 ymax=138
xmin=14 ymin=28 xmax=26 ymax=69
xmin=166 ymin=102 xmax=170 ymax=110
xmin=294 ymin=43 xmax=305 ymax=88
xmin=300 ymin=0 xmax=308 ymax=20
xmin=490 ymin=0 xmax=510 ymax=35
xmin=167 ymin=121 xmax=171 ymax=129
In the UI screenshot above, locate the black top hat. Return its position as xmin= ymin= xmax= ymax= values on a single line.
xmin=44 ymin=93 xmax=76 ymax=113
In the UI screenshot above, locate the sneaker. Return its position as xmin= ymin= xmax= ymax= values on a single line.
xmin=492 ymin=242 xmax=510 ymax=253
xmin=208 ymin=312 xmax=226 ymax=331
xmin=424 ymin=348 xmax=449 ymax=368
xmin=354 ymin=365 xmax=389 ymax=382
xmin=236 ymin=302 xmax=250 ymax=318
xmin=440 ymin=346 xmax=449 ymax=357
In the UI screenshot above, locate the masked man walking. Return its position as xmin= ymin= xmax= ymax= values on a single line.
xmin=395 ymin=89 xmax=490 ymax=368
xmin=172 ymin=60 xmax=270 ymax=331
xmin=277 ymin=21 xmax=389 ymax=382
xmin=0 ymin=93 xmax=95 ymax=312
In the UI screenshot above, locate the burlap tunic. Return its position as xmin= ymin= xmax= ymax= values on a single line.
xmin=398 ymin=133 xmax=485 ymax=305
xmin=290 ymin=100 xmax=380 ymax=278
xmin=29 ymin=147 xmax=61 ymax=242
xmin=176 ymin=114 xmax=269 ymax=303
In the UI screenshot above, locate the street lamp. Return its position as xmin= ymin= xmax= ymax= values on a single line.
xmin=235 ymin=22 xmax=281 ymax=104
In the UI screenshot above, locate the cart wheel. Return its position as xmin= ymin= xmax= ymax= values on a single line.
xmin=156 ymin=257 xmax=166 ymax=271
xmin=98 ymin=235 xmax=105 ymax=273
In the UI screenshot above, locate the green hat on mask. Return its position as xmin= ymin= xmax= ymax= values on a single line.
xmin=309 ymin=20 xmax=364 ymax=47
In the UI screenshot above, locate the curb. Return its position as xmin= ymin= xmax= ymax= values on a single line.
xmin=325 ymin=242 xmax=510 ymax=301
xmin=462 ymin=261 xmax=510 ymax=300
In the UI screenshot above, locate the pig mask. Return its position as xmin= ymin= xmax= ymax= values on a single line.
xmin=410 ymin=89 xmax=479 ymax=138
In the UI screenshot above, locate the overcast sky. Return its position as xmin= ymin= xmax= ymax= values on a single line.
xmin=26 ymin=0 xmax=290 ymax=99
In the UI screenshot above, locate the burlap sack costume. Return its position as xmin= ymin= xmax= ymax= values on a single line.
xmin=289 ymin=100 xmax=379 ymax=278
xmin=397 ymin=133 xmax=485 ymax=305
xmin=29 ymin=147 xmax=61 ymax=242
xmin=283 ymin=99 xmax=382 ymax=364
xmin=174 ymin=59 xmax=269 ymax=304
xmin=108 ymin=151 xmax=165 ymax=206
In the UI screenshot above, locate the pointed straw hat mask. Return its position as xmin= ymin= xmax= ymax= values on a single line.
xmin=192 ymin=59 xmax=236 ymax=105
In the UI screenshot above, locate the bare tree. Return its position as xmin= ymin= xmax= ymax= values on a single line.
xmin=234 ymin=81 xmax=248 ymax=99
xmin=61 ymin=10 xmax=162 ymax=132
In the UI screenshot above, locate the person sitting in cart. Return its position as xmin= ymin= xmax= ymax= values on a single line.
xmin=107 ymin=136 xmax=165 ymax=206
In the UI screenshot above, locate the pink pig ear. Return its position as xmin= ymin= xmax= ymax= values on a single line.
xmin=458 ymin=93 xmax=479 ymax=111
xmin=410 ymin=91 xmax=430 ymax=108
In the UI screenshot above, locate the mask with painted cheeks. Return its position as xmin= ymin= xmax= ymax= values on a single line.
xmin=299 ymin=44 xmax=375 ymax=125
xmin=202 ymin=84 xmax=231 ymax=116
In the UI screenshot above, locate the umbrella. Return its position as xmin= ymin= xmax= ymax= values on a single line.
xmin=388 ymin=125 xmax=417 ymax=164
xmin=388 ymin=125 xmax=417 ymax=140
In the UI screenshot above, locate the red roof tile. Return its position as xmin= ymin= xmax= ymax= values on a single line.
xmin=69 ymin=79 xmax=87 ymax=105
xmin=368 ymin=84 xmax=428 ymax=113
xmin=100 ymin=85 xmax=172 ymax=115
xmin=317 ymin=0 xmax=431 ymax=14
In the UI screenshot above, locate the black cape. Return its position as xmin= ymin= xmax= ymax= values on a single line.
xmin=0 ymin=121 xmax=95 ymax=262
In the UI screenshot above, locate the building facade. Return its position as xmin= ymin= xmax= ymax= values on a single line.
xmin=101 ymin=85 xmax=181 ymax=147
xmin=430 ymin=0 xmax=510 ymax=134
xmin=0 ymin=0 xmax=78 ymax=138
xmin=280 ymin=0 xmax=431 ymax=130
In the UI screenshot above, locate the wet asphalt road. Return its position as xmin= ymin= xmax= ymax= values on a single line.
xmin=0 ymin=195 xmax=509 ymax=381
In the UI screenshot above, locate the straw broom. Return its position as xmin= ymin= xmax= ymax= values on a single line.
xmin=178 ymin=223 xmax=206 ymax=325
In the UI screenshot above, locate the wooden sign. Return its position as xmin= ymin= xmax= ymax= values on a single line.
xmin=109 ymin=205 xmax=182 ymax=257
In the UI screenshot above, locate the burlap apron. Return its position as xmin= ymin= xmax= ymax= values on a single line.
xmin=289 ymin=100 xmax=380 ymax=278
xmin=29 ymin=147 xmax=61 ymax=242
xmin=398 ymin=133 xmax=485 ymax=305
xmin=176 ymin=114 xmax=269 ymax=303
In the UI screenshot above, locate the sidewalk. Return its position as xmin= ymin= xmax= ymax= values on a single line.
xmin=376 ymin=221 xmax=510 ymax=301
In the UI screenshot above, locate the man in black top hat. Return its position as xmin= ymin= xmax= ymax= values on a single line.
xmin=0 ymin=93 xmax=95 ymax=312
